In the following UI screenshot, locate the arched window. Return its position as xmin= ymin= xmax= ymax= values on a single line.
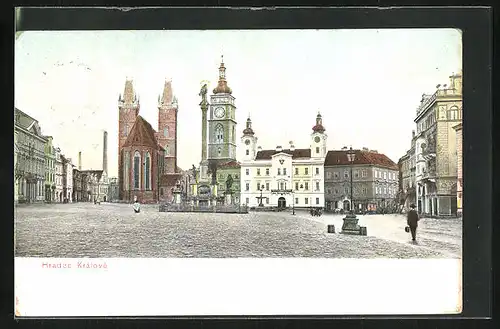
xmin=232 ymin=126 xmax=235 ymax=141
xmin=123 ymin=151 xmax=129 ymax=189
xmin=215 ymin=124 xmax=224 ymax=143
xmin=133 ymin=151 xmax=141 ymax=189
xmin=218 ymin=147 xmax=222 ymax=156
xmin=144 ymin=152 xmax=151 ymax=190
xmin=448 ymin=106 xmax=459 ymax=120
xmin=163 ymin=126 xmax=168 ymax=137
xmin=123 ymin=124 xmax=129 ymax=136
xmin=165 ymin=144 xmax=170 ymax=155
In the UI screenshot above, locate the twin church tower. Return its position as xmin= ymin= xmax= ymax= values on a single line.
xmin=116 ymin=57 xmax=238 ymax=203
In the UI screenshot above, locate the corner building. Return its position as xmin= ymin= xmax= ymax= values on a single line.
xmin=240 ymin=113 xmax=327 ymax=209
xmin=414 ymin=71 xmax=462 ymax=217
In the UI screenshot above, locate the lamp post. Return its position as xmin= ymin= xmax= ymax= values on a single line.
xmin=258 ymin=186 xmax=264 ymax=207
xmin=341 ymin=147 xmax=366 ymax=235
xmin=347 ymin=147 xmax=355 ymax=214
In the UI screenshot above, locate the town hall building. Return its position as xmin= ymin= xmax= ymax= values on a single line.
xmin=239 ymin=113 xmax=328 ymax=209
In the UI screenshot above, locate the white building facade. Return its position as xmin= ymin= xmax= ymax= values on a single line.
xmin=64 ymin=157 xmax=74 ymax=202
xmin=240 ymin=113 xmax=327 ymax=209
xmin=55 ymin=147 xmax=64 ymax=202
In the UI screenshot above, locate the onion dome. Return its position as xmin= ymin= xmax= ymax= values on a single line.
xmin=243 ymin=117 xmax=255 ymax=136
xmin=312 ymin=112 xmax=326 ymax=133
xmin=213 ymin=56 xmax=232 ymax=94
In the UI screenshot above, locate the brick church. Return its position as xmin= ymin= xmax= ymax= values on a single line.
xmin=118 ymin=78 xmax=183 ymax=203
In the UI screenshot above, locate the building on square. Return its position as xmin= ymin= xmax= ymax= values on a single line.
xmin=118 ymin=78 xmax=185 ymax=203
xmin=61 ymin=155 xmax=74 ymax=202
xmin=14 ymin=108 xmax=48 ymax=203
xmin=453 ymin=122 xmax=463 ymax=217
xmin=54 ymin=147 xmax=64 ymax=202
xmin=414 ymin=71 xmax=462 ymax=217
xmin=324 ymin=148 xmax=399 ymax=213
xmin=239 ymin=113 xmax=327 ymax=209
xmin=107 ymin=177 xmax=119 ymax=202
xmin=216 ymin=161 xmax=241 ymax=203
xmin=44 ymin=136 xmax=56 ymax=202
xmin=397 ymin=131 xmax=417 ymax=211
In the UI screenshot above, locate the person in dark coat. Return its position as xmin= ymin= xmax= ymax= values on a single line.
xmin=407 ymin=204 xmax=420 ymax=241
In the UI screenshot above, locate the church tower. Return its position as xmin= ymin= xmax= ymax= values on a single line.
xmin=310 ymin=112 xmax=327 ymax=159
xmin=157 ymin=79 xmax=179 ymax=174
xmin=207 ymin=56 xmax=237 ymax=166
xmin=118 ymin=78 xmax=140 ymax=152
xmin=118 ymin=78 xmax=139 ymax=199
xmin=241 ymin=116 xmax=258 ymax=162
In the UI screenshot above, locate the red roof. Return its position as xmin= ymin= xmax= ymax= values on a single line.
xmin=312 ymin=123 xmax=325 ymax=133
xmin=219 ymin=160 xmax=241 ymax=168
xmin=255 ymin=148 xmax=311 ymax=160
xmin=122 ymin=115 xmax=159 ymax=149
xmin=324 ymin=150 xmax=398 ymax=170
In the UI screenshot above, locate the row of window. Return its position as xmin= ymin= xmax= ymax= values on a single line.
xmin=246 ymin=167 xmax=321 ymax=176
xmin=244 ymin=197 xmax=321 ymax=205
xmin=245 ymin=181 xmax=322 ymax=192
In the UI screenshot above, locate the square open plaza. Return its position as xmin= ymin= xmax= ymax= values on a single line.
xmin=15 ymin=203 xmax=461 ymax=258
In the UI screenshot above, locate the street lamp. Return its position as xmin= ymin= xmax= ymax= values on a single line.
xmin=341 ymin=146 xmax=366 ymax=235
xmin=347 ymin=146 xmax=356 ymax=214
xmin=258 ymin=185 xmax=264 ymax=207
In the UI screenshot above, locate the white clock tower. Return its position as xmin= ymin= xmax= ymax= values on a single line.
xmin=241 ymin=116 xmax=258 ymax=162
xmin=310 ymin=112 xmax=328 ymax=159
xmin=207 ymin=56 xmax=237 ymax=164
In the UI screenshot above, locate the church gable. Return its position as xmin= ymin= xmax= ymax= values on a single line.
xmin=122 ymin=115 xmax=158 ymax=148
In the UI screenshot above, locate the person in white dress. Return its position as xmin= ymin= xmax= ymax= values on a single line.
xmin=132 ymin=196 xmax=141 ymax=213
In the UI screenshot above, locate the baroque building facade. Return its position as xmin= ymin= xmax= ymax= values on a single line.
xmin=414 ymin=71 xmax=462 ymax=217
xmin=14 ymin=108 xmax=47 ymax=203
xmin=324 ymin=148 xmax=399 ymax=212
xmin=239 ymin=113 xmax=327 ymax=209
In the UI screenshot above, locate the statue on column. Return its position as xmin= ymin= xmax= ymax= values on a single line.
xmin=199 ymin=83 xmax=208 ymax=106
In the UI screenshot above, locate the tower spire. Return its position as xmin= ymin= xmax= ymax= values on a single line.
xmin=160 ymin=78 xmax=173 ymax=106
xmin=312 ymin=112 xmax=325 ymax=133
xmin=213 ymin=56 xmax=232 ymax=94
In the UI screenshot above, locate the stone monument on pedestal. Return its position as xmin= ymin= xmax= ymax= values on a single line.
xmin=172 ymin=181 xmax=183 ymax=204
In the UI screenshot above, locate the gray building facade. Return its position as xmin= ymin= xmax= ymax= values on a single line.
xmin=324 ymin=148 xmax=399 ymax=213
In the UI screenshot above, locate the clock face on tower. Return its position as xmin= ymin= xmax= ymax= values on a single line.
xmin=215 ymin=107 xmax=225 ymax=118
xmin=314 ymin=136 xmax=321 ymax=143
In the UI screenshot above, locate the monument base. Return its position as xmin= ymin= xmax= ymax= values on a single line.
xmin=341 ymin=213 xmax=367 ymax=235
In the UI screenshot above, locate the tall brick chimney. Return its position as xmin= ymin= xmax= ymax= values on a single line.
xmin=78 ymin=151 xmax=82 ymax=170
xmin=103 ymin=130 xmax=108 ymax=173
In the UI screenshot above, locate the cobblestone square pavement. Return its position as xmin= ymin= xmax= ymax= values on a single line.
xmin=14 ymin=203 xmax=462 ymax=258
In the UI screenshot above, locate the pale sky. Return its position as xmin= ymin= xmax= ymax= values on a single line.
xmin=15 ymin=29 xmax=462 ymax=177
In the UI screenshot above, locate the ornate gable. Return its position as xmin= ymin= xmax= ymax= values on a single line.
xmin=122 ymin=115 xmax=158 ymax=148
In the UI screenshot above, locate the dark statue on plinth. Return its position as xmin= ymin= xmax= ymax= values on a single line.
xmin=225 ymin=174 xmax=233 ymax=193
xmin=191 ymin=164 xmax=198 ymax=183
xmin=207 ymin=160 xmax=217 ymax=186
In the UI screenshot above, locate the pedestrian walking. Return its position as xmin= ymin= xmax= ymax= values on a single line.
xmin=407 ymin=203 xmax=420 ymax=242
xmin=133 ymin=196 xmax=141 ymax=214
